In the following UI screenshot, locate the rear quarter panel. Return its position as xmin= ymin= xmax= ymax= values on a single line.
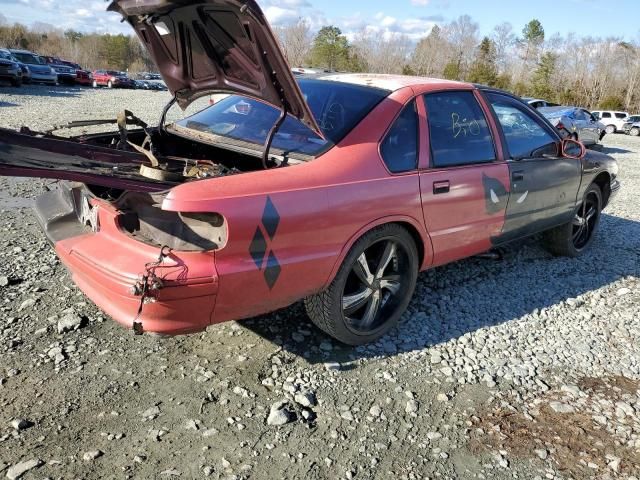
xmin=162 ymin=88 xmax=432 ymax=323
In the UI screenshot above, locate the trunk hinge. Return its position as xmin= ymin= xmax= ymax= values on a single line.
xmin=262 ymin=106 xmax=288 ymax=170
xmin=131 ymin=246 xmax=172 ymax=335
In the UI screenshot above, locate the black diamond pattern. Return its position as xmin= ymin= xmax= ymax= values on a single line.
xmin=262 ymin=196 xmax=280 ymax=240
xmin=263 ymin=251 xmax=281 ymax=290
xmin=249 ymin=227 xmax=267 ymax=270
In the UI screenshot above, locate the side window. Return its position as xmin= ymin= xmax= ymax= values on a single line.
xmin=380 ymin=100 xmax=419 ymax=173
xmin=602 ymin=112 xmax=612 ymax=119
xmin=424 ymin=91 xmax=495 ymax=168
xmin=615 ymin=113 xmax=627 ymax=119
xmin=486 ymin=93 xmax=557 ymax=160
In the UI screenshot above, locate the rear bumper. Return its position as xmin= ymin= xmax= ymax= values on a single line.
xmin=34 ymin=185 xmax=218 ymax=335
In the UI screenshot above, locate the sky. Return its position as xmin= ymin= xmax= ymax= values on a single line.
xmin=0 ymin=0 xmax=638 ymax=42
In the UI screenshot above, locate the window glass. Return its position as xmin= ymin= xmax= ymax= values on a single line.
xmin=424 ymin=91 xmax=495 ymax=167
xmin=615 ymin=113 xmax=627 ymax=119
xmin=381 ymin=101 xmax=419 ymax=173
xmin=173 ymin=79 xmax=389 ymax=158
xmin=487 ymin=93 xmax=557 ymax=159
xmin=602 ymin=112 xmax=612 ymax=118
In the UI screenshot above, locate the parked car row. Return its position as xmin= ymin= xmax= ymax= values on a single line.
xmin=527 ymin=98 xmax=640 ymax=142
xmin=0 ymin=47 xmax=166 ymax=91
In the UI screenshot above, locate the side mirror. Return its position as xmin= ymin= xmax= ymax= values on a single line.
xmin=561 ymin=138 xmax=586 ymax=160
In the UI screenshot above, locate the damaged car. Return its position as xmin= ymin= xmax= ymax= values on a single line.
xmin=0 ymin=0 xmax=621 ymax=345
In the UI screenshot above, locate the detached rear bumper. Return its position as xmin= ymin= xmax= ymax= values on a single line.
xmin=34 ymin=185 xmax=218 ymax=335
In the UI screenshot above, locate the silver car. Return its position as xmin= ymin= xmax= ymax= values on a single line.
xmin=8 ymin=50 xmax=57 ymax=86
xmin=539 ymin=106 xmax=605 ymax=146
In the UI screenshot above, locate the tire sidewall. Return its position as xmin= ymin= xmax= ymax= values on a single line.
xmin=569 ymin=185 xmax=602 ymax=255
xmin=327 ymin=225 xmax=419 ymax=345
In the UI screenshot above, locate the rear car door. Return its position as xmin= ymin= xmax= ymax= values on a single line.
xmin=575 ymin=109 xmax=598 ymax=143
xmin=419 ymin=90 xmax=511 ymax=266
xmin=484 ymin=92 xmax=582 ymax=243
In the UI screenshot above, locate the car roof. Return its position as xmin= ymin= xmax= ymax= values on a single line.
xmin=539 ymin=106 xmax=577 ymax=114
xmin=9 ymin=49 xmax=36 ymax=54
xmin=310 ymin=73 xmax=470 ymax=92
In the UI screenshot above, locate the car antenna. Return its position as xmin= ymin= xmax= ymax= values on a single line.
xmin=262 ymin=106 xmax=288 ymax=170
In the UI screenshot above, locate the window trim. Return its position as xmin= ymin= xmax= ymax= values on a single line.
xmin=421 ymin=89 xmax=499 ymax=170
xmin=377 ymin=98 xmax=421 ymax=176
xmin=481 ymin=91 xmax=561 ymax=161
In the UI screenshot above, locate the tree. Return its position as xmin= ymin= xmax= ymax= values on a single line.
xmin=443 ymin=61 xmax=461 ymax=80
xmin=531 ymin=52 xmax=557 ymax=100
xmin=600 ymin=95 xmax=625 ymax=110
xmin=310 ymin=26 xmax=350 ymax=71
xmin=275 ymin=18 xmax=313 ymax=68
xmin=518 ymin=19 xmax=545 ymax=83
xmin=351 ymin=29 xmax=411 ymax=74
xmin=492 ymin=22 xmax=515 ymax=74
xmin=468 ymin=37 xmax=499 ymax=86
xmin=411 ymin=25 xmax=447 ymax=76
xmin=443 ymin=15 xmax=480 ymax=80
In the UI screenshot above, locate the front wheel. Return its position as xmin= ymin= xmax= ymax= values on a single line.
xmin=107 ymin=80 xmax=113 ymax=88
xmin=305 ymin=224 xmax=419 ymax=345
xmin=543 ymin=184 xmax=602 ymax=257
xmin=605 ymin=125 xmax=616 ymax=135
xmin=630 ymin=127 xmax=640 ymax=137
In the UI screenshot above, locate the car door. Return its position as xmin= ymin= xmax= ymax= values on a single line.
xmin=483 ymin=92 xmax=582 ymax=243
xmin=418 ymin=90 xmax=511 ymax=267
xmin=572 ymin=109 xmax=595 ymax=144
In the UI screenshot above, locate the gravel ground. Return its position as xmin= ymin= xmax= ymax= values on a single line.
xmin=0 ymin=84 xmax=639 ymax=479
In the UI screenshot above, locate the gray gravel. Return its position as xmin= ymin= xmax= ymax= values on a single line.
xmin=0 ymin=85 xmax=638 ymax=479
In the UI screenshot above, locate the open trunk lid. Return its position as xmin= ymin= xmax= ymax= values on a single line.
xmin=107 ymin=0 xmax=322 ymax=136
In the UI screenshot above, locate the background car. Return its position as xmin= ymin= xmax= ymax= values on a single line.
xmin=9 ymin=49 xmax=57 ymax=85
xmin=92 ymin=70 xmax=135 ymax=88
xmin=0 ymin=49 xmax=23 ymax=87
xmin=41 ymin=56 xmax=77 ymax=84
xmin=59 ymin=60 xmax=92 ymax=86
xmin=523 ymin=97 xmax=560 ymax=109
xmin=591 ymin=110 xmax=629 ymax=134
xmin=539 ymin=106 xmax=605 ymax=146
xmin=622 ymin=115 xmax=640 ymax=136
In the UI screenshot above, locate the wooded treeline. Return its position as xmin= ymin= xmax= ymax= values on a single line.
xmin=275 ymin=18 xmax=640 ymax=112
xmin=0 ymin=20 xmax=155 ymax=73
xmin=1 ymin=13 xmax=638 ymax=112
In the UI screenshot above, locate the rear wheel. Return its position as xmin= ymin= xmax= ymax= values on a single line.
xmin=107 ymin=80 xmax=113 ymax=88
xmin=543 ymin=184 xmax=602 ymax=257
xmin=10 ymin=77 xmax=22 ymax=87
xmin=305 ymin=224 xmax=419 ymax=345
xmin=630 ymin=127 xmax=640 ymax=137
xmin=605 ymin=124 xmax=616 ymax=135
xmin=92 ymin=79 xmax=98 ymax=88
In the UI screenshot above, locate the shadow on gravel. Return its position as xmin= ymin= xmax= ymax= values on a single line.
xmin=601 ymin=146 xmax=632 ymax=154
xmin=0 ymin=101 xmax=18 ymax=107
xmin=240 ymin=213 xmax=640 ymax=366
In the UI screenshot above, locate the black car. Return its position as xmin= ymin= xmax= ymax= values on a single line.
xmin=0 ymin=49 xmax=23 ymax=87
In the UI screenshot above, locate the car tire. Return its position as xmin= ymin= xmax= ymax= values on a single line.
xmin=605 ymin=125 xmax=616 ymax=135
xmin=92 ymin=80 xmax=98 ymax=88
xmin=107 ymin=80 xmax=113 ymax=88
xmin=543 ymin=184 xmax=602 ymax=258
xmin=305 ymin=224 xmax=419 ymax=345
xmin=10 ymin=78 xmax=22 ymax=87
xmin=630 ymin=127 xmax=640 ymax=137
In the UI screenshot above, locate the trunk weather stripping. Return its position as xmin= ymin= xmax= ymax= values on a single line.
xmin=131 ymin=245 xmax=172 ymax=335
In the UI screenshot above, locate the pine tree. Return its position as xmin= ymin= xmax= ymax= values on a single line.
xmin=468 ymin=37 xmax=498 ymax=86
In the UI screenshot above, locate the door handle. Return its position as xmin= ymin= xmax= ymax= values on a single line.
xmin=512 ymin=171 xmax=525 ymax=182
xmin=433 ymin=180 xmax=450 ymax=195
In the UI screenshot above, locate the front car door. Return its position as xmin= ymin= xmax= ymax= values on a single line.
xmin=483 ymin=92 xmax=582 ymax=244
xmin=418 ymin=90 xmax=511 ymax=267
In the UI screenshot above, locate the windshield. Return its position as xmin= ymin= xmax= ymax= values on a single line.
xmin=0 ymin=51 xmax=14 ymax=61
xmin=172 ymin=79 xmax=389 ymax=157
xmin=11 ymin=53 xmax=43 ymax=65
xmin=628 ymin=116 xmax=640 ymax=122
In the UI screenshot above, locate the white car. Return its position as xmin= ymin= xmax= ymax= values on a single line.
xmin=522 ymin=97 xmax=559 ymax=109
xmin=591 ymin=110 xmax=629 ymax=134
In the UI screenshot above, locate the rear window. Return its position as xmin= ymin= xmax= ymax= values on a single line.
xmin=173 ymin=79 xmax=389 ymax=157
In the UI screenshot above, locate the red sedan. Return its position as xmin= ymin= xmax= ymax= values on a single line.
xmin=0 ymin=0 xmax=620 ymax=345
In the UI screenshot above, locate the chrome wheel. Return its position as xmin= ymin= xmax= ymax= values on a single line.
xmin=342 ymin=239 xmax=412 ymax=334
xmin=572 ymin=192 xmax=599 ymax=250
xmin=605 ymin=125 xmax=616 ymax=135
